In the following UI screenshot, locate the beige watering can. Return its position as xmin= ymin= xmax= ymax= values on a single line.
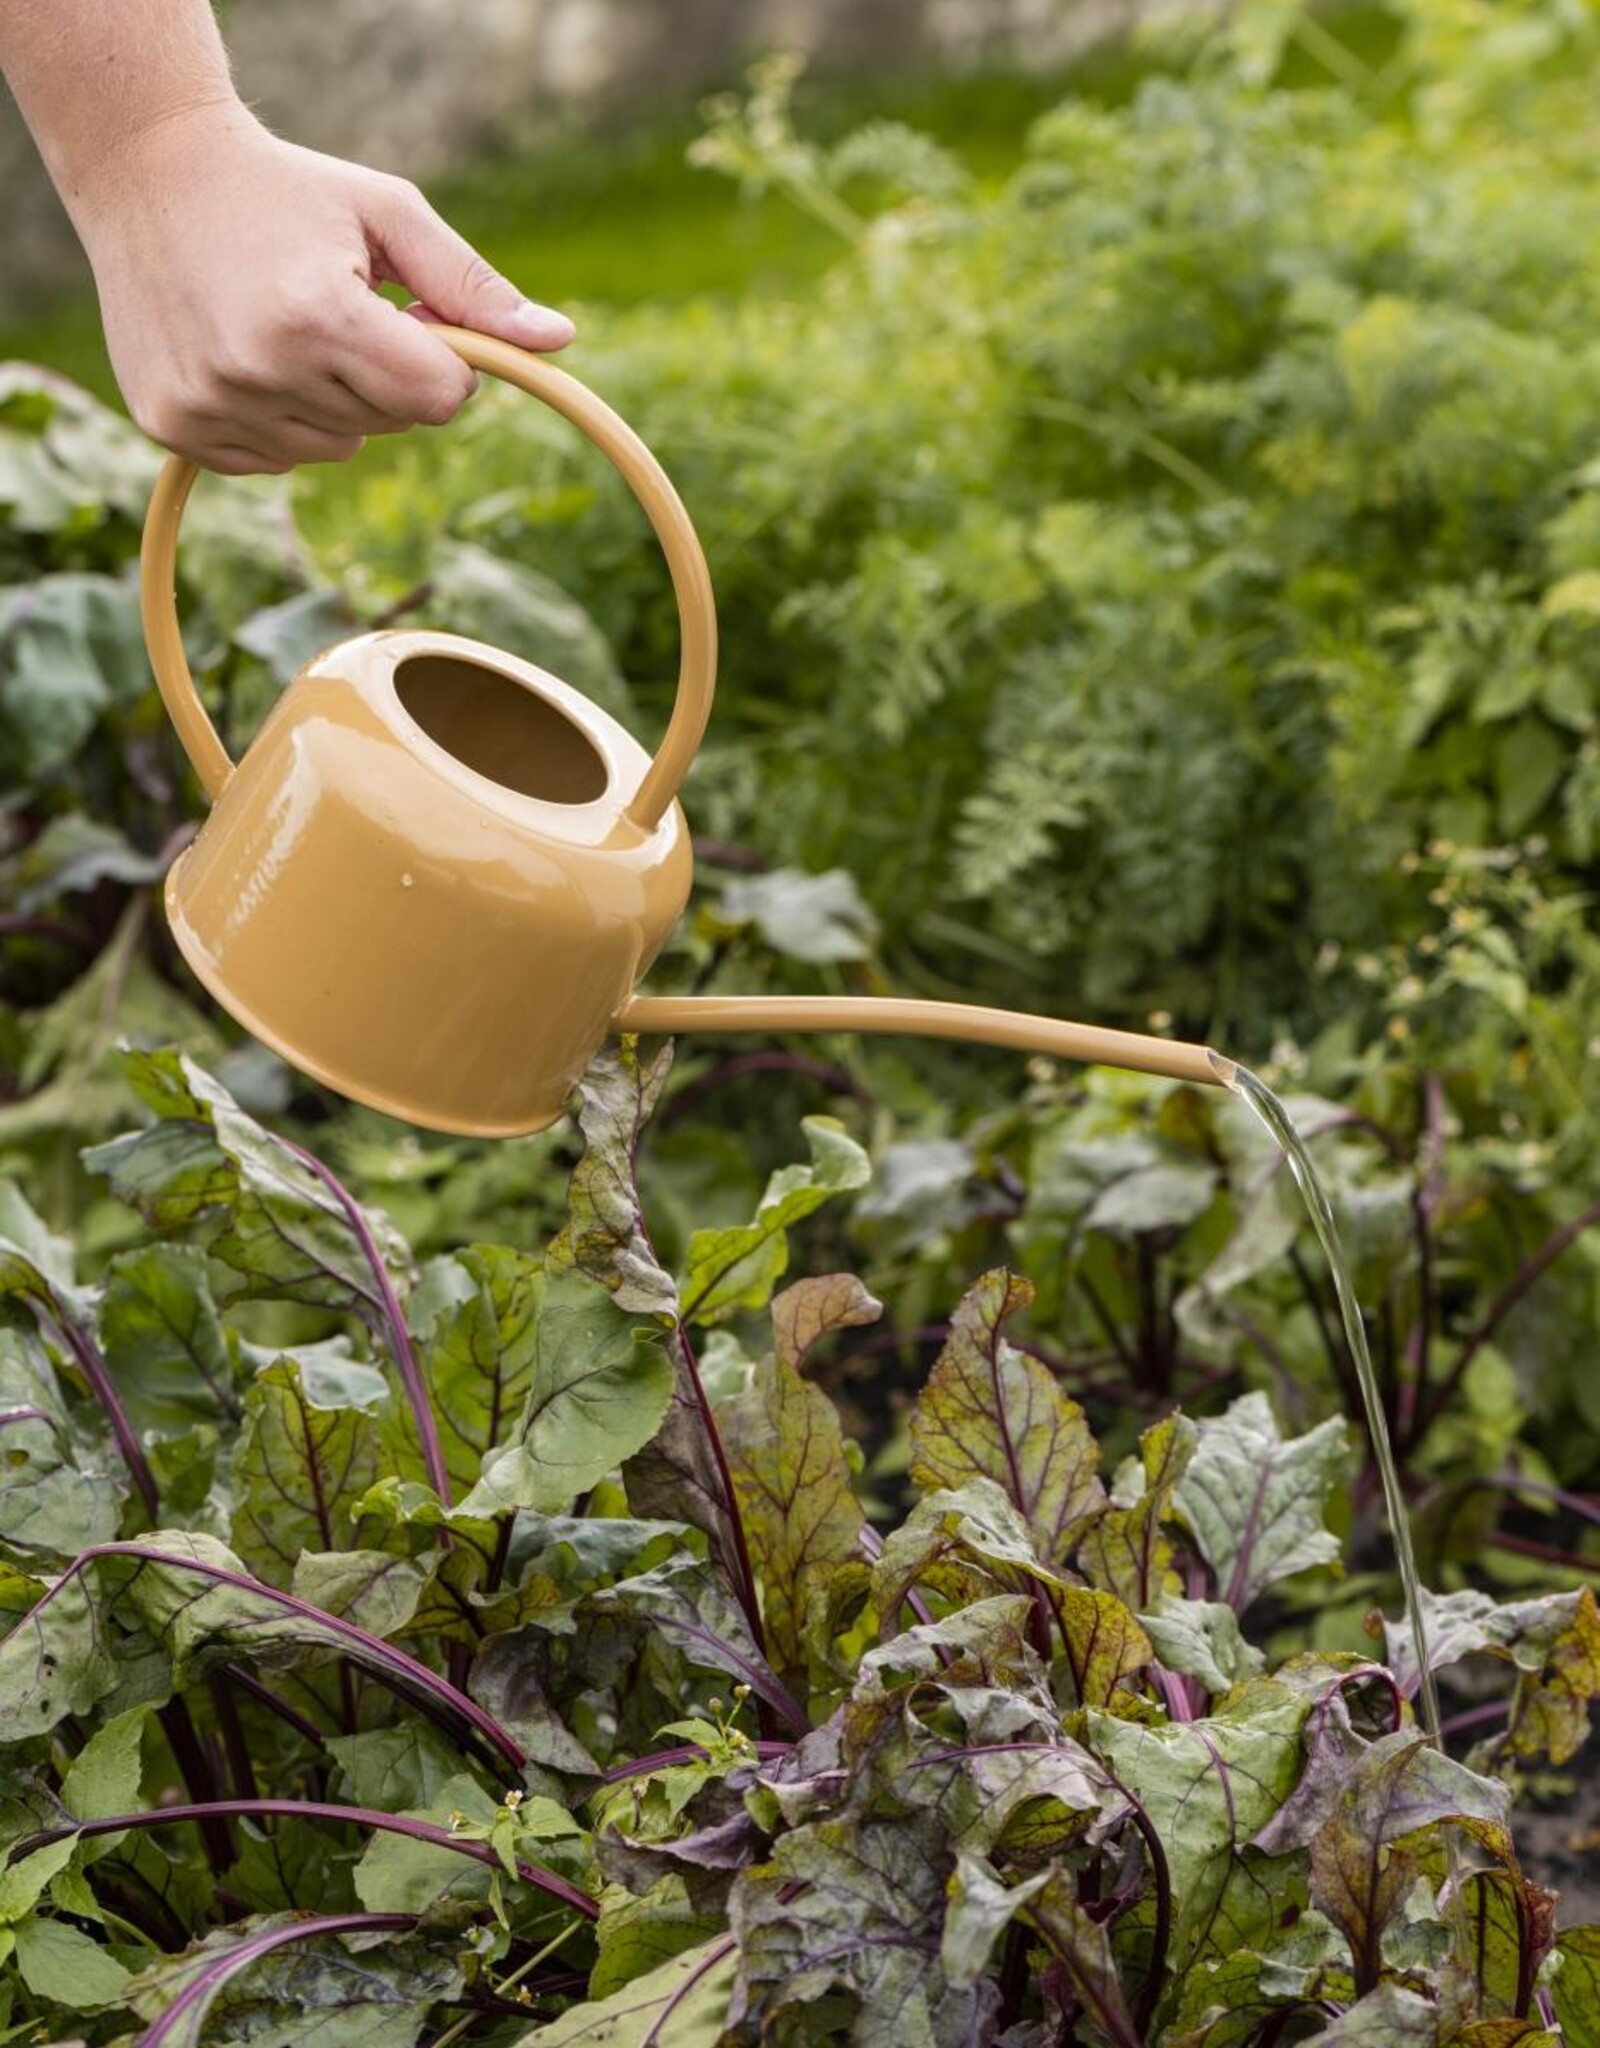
xmin=140 ymin=329 xmax=1233 ymax=1135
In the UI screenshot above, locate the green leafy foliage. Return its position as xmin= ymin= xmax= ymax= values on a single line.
xmin=1 ymin=3 xmax=1600 ymax=2039
xmin=0 ymin=1041 xmax=1587 ymax=2042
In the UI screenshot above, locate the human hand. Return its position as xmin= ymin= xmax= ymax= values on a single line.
xmin=75 ymin=102 xmax=574 ymax=474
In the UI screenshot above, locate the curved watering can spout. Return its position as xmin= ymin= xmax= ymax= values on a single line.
xmin=613 ymin=992 xmax=1236 ymax=1091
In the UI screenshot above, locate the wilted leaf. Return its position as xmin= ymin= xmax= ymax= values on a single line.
xmin=855 ymin=1593 xmax=1039 ymax=1695
xmin=1303 ymin=1733 xmax=1514 ymax=1992
xmin=1385 ymin=1586 xmax=1598 ymax=1693
xmin=872 ymin=1479 xmax=1063 ymax=1623
xmin=909 ymin=1270 xmax=1104 ymax=1566
xmin=941 ymin=1854 xmax=1048 ymax=1988
xmin=1022 ymin=1870 xmax=1140 ymax=2048
xmin=1175 ymin=1393 xmax=1346 ymax=1613
xmin=729 ymin=1814 xmax=983 ymax=2042
xmin=554 ymin=1039 xmax=679 ymax=1318
xmin=1395 ymin=1587 xmax=1600 ymax=1767
xmin=679 ymin=1119 xmax=870 ymax=1324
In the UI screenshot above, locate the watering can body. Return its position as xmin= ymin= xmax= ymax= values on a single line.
xmin=163 ymin=625 xmax=691 ymax=1134
xmin=141 ymin=326 xmax=1226 ymax=1128
xmin=141 ymin=329 xmax=714 ymax=1135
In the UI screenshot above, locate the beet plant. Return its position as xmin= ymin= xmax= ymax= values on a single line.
xmin=0 ymin=1040 xmax=1592 ymax=2045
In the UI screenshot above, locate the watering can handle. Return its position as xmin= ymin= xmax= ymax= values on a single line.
xmin=138 ymin=325 xmax=717 ymax=833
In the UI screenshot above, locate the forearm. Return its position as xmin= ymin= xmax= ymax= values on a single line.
xmin=0 ymin=0 xmax=240 ymax=228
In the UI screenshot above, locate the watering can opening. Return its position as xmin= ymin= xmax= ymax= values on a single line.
xmin=393 ymin=651 xmax=611 ymax=808
xmin=140 ymin=327 xmax=1231 ymax=1134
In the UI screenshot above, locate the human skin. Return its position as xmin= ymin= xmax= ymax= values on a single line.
xmin=0 ymin=0 xmax=575 ymax=473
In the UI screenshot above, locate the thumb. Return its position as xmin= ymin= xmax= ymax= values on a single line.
xmin=368 ymin=178 xmax=575 ymax=351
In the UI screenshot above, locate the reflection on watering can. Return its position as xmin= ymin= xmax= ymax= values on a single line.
xmin=139 ymin=328 xmax=1233 ymax=1136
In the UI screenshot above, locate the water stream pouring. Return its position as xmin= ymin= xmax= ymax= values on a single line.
xmin=140 ymin=329 xmax=1438 ymax=1731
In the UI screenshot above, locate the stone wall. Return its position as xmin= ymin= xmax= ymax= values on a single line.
xmin=0 ymin=0 xmax=1185 ymax=314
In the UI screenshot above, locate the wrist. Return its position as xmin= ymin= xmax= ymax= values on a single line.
xmin=59 ymin=93 xmax=257 ymax=242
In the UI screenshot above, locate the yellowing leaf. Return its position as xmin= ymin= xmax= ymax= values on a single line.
xmin=1081 ymin=1411 xmax=1197 ymax=1610
xmin=1057 ymin=1586 xmax=1152 ymax=1709
xmin=910 ymin=1269 xmax=1103 ymax=1567
xmin=723 ymin=1342 xmax=866 ymax=1679
xmin=771 ymin=1272 xmax=882 ymax=1371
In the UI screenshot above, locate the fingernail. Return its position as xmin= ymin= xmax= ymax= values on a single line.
xmin=510 ymin=298 xmax=576 ymax=347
